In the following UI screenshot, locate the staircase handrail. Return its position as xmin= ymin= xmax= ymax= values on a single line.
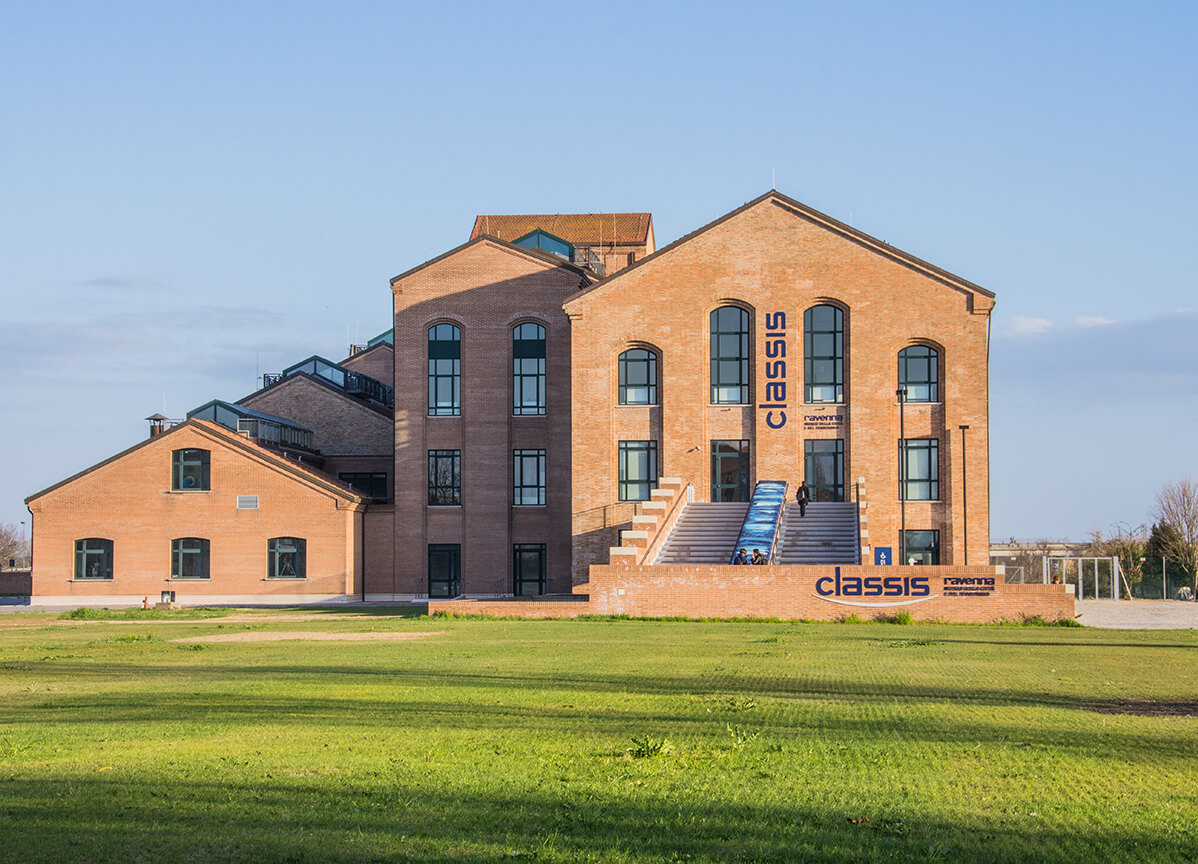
xmin=730 ymin=481 xmax=789 ymax=564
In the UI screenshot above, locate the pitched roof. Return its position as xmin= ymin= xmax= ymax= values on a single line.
xmin=25 ymin=419 xmax=367 ymax=505
xmin=469 ymin=213 xmax=652 ymax=246
xmin=390 ymin=235 xmax=594 ymax=286
xmin=563 ymin=190 xmax=994 ymax=307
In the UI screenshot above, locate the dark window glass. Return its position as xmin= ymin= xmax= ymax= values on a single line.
xmin=171 ymin=538 xmax=210 ymax=579
xmin=513 ymin=449 xmax=546 ymax=506
xmin=513 ymin=323 xmax=546 ymax=415
xmin=618 ymin=440 xmax=658 ymax=501
xmin=514 ymin=544 xmax=546 ymax=596
xmin=618 ymin=348 xmax=658 ymax=405
xmin=711 ymin=439 xmax=751 ymax=502
xmin=428 ymin=450 xmax=461 ymax=506
xmin=428 ymin=544 xmax=461 ymax=598
xmin=268 ymin=537 xmax=306 ymax=579
xmin=898 ymin=345 xmax=939 ymax=402
xmin=338 ymin=472 xmax=388 ymax=500
xmin=900 ymin=438 xmax=939 ymax=501
xmin=804 ymin=305 xmax=844 ymax=403
xmin=804 ymin=439 xmax=845 ymax=502
xmin=903 ymin=530 xmax=940 ymax=565
xmin=74 ymin=538 xmax=113 ymax=580
xmin=710 ymin=306 xmax=750 ymax=404
xmin=428 ymin=324 xmax=461 ymax=416
xmin=172 ymin=448 xmax=210 ymax=490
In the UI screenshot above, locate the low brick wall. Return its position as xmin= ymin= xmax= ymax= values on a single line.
xmin=426 ymin=564 xmax=1075 ymax=623
xmin=0 ymin=571 xmax=32 ymax=595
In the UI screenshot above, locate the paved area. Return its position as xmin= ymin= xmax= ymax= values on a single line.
xmin=1076 ymin=599 xmax=1198 ymax=629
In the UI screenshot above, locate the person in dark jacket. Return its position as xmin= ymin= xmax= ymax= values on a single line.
xmin=751 ymin=549 xmax=767 ymax=565
xmin=733 ymin=548 xmax=750 ymax=565
xmin=796 ymin=480 xmax=811 ymax=517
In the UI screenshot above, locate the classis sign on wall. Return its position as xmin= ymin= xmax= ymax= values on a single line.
xmin=759 ymin=312 xmax=788 ymax=429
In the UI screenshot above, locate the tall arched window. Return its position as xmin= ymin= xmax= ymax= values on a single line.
xmin=710 ymin=306 xmax=749 ymax=404
xmin=803 ymin=305 xmax=843 ymax=404
xmin=618 ymin=348 xmax=658 ymax=405
xmin=513 ymin=323 xmax=546 ymax=415
xmin=428 ymin=324 xmax=461 ymax=416
xmin=898 ymin=345 xmax=939 ymax=402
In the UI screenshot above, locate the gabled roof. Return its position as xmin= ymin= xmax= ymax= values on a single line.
xmin=390 ymin=235 xmax=594 ymax=286
xmin=238 ymin=371 xmax=394 ymax=420
xmin=469 ymin=213 xmax=652 ymax=246
xmin=563 ymin=190 xmax=995 ymax=307
xmin=25 ymin=419 xmax=367 ymax=505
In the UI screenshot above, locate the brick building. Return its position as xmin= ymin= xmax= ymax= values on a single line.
xmin=26 ymin=191 xmax=1006 ymax=613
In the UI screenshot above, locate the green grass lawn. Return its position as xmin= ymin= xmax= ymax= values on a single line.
xmin=0 ymin=611 xmax=1195 ymax=863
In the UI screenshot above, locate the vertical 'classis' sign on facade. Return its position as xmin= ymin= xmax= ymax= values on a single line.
xmin=761 ymin=312 xmax=787 ymax=429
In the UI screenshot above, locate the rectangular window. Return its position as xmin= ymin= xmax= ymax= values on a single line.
xmin=513 ymin=450 xmax=546 ymax=506
xmin=618 ymin=440 xmax=659 ymax=501
xmin=900 ymin=438 xmax=939 ymax=501
xmin=172 ymin=448 xmax=210 ymax=491
xmin=428 ymin=324 xmax=461 ymax=416
xmin=514 ymin=544 xmax=546 ymax=596
xmin=268 ymin=537 xmax=306 ymax=579
xmin=804 ymin=439 xmax=845 ymax=502
xmin=903 ymin=530 xmax=940 ymax=565
xmin=711 ymin=439 xmax=751 ymax=502
xmin=338 ymin=472 xmax=389 ymax=500
xmin=428 ymin=544 xmax=461 ymax=598
xmin=513 ymin=323 xmax=547 ymax=415
xmin=428 ymin=450 xmax=461 ymax=506
xmin=74 ymin=538 xmax=113 ymax=580
xmin=171 ymin=538 xmax=210 ymax=579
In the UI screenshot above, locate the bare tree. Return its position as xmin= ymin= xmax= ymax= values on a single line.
xmin=0 ymin=522 xmax=29 ymax=568
xmin=1153 ymin=478 xmax=1198 ymax=588
xmin=1086 ymin=523 xmax=1148 ymax=596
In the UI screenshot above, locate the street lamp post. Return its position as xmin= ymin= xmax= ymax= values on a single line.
xmin=959 ymin=424 xmax=969 ymax=565
xmin=897 ymin=387 xmax=907 ymax=567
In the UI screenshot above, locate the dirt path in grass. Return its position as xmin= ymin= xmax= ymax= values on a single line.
xmin=174 ymin=631 xmax=446 ymax=643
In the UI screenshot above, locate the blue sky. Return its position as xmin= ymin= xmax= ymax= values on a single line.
xmin=3 ymin=1 xmax=1196 ymax=541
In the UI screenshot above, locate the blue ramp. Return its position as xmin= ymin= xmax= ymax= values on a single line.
xmin=729 ymin=481 xmax=789 ymax=564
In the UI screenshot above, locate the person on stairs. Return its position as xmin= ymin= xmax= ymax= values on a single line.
xmin=796 ymin=480 xmax=811 ymax=517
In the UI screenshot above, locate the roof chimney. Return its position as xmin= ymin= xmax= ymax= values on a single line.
xmin=146 ymin=413 xmax=170 ymax=438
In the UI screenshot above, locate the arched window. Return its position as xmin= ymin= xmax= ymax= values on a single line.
xmin=428 ymin=324 xmax=461 ymax=416
xmin=618 ymin=348 xmax=658 ymax=405
xmin=513 ymin=323 xmax=546 ymax=415
xmin=74 ymin=538 xmax=113 ymax=580
xmin=803 ymin=305 xmax=843 ymax=404
xmin=898 ymin=345 xmax=939 ymax=402
xmin=268 ymin=537 xmax=306 ymax=580
xmin=171 ymin=538 xmax=210 ymax=580
xmin=710 ymin=306 xmax=750 ymax=404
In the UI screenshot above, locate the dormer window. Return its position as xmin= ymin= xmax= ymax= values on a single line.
xmin=512 ymin=229 xmax=574 ymax=261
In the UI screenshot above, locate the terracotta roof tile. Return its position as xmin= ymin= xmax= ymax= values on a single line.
xmin=470 ymin=213 xmax=652 ymax=246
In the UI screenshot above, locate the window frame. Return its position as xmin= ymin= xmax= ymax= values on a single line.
xmin=427 ymin=323 xmax=461 ymax=417
xmin=428 ymin=449 xmax=462 ymax=506
xmin=898 ymin=345 xmax=939 ymax=403
xmin=709 ymin=306 xmax=750 ymax=405
xmin=618 ymin=440 xmax=659 ymax=502
xmin=267 ymin=537 xmax=306 ymax=580
xmin=338 ymin=472 xmax=389 ymax=500
xmin=513 ymin=543 xmax=547 ymax=596
xmin=74 ymin=538 xmax=113 ymax=580
xmin=903 ymin=530 xmax=941 ymax=565
xmin=618 ymin=347 xmax=659 ymax=405
xmin=512 ymin=322 xmax=547 ymax=416
xmin=171 ymin=537 xmax=211 ymax=580
xmin=513 ymin=449 xmax=547 ymax=506
xmin=803 ymin=304 xmax=844 ymax=404
xmin=171 ymin=448 xmax=210 ymax=491
xmin=899 ymin=438 xmax=940 ymax=501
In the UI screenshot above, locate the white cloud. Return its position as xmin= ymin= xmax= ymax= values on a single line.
xmin=1074 ymin=315 xmax=1114 ymax=327
xmin=1009 ymin=315 xmax=1053 ymax=335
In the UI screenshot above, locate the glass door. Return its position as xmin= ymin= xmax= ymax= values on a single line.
xmin=428 ymin=544 xmax=461 ymax=598
xmin=804 ymin=439 xmax=844 ymax=502
xmin=513 ymin=544 xmax=546 ymax=596
xmin=711 ymin=440 xmax=750 ymax=502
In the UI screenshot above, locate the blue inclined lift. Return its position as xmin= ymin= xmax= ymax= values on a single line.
xmin=730 ymin=481 xmax=789 ymax=564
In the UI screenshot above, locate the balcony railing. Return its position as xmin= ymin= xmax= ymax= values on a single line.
xmin=264 ymin=356 xmax=394 ymax=407
xmin=236 ymin=418 xmax=314 ymax=451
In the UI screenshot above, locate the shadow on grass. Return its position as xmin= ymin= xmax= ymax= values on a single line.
xmin=2 ymin=774 xmax=1191 ymax=864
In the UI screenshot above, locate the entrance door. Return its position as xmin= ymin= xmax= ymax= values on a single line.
xmin=514 ymin=544 xmax=546 ymax=596
xmin=804 ymin=439 xmax=844 ymax=502
xmin=428 ymin=544 xmax=461 ymax=598
xmin=711 ymin=440 xmax=750 ymax=502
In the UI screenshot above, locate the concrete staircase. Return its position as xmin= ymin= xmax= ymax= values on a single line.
xmin=654 ymin=502 xmax=750 ymax=564
xmin=775 ymin=502 xmax=859 ymax=564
